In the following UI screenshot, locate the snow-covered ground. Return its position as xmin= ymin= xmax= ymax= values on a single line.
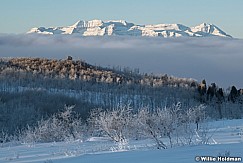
xmin=0 ymin=119 xmax=243 ymax=163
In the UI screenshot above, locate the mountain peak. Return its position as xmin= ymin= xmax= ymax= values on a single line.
xmin=191 ymin=23 xmax=232 ymax=38
xmin=200 ymin=22 xmax=210 ymax=26
xmin=71 ymin=19 xmax=103 ymax=28
xmin=72 ymin=20 xmax=83 ymax=27
xmin=27 ymin=20 xmax=232 ymax=38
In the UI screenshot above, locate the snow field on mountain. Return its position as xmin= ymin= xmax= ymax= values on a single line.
xmin=27 ymin=20 xmax=232 ymax=38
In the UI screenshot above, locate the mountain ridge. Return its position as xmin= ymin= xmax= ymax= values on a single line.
xmin=27 ymin=19 xmax=232 ymax=38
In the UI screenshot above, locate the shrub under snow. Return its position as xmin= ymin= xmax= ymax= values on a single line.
xmin=1 ymin=103 xmax=210 ymax=151
xmin=88 ymin=103 xmax=207 ymax=149
xmin=20 ymin=105 xmax=84 ymax=143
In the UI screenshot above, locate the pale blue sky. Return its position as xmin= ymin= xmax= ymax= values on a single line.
xmin=1 ymin=0 xmax=243 ymax=38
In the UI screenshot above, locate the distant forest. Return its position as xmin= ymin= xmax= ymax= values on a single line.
xmin=0 ymin=57 xmax=243 ymax=135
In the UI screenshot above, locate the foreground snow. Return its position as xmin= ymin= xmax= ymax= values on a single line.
xmin=0 ymin=119 xmax=242 ymax=163
xmin=54 ymin=143 xmax=243 ymax=163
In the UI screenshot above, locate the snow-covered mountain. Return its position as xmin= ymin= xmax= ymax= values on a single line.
xmin=27 ymin=20 xmax=232 ymax=38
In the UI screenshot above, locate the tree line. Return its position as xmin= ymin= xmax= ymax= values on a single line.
xmin=0 ymin=57 xmax=242 ymax=137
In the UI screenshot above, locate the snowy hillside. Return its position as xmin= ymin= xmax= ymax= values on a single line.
xmin=27 ymin=20 xmax=232 ymax=38
xmin=0 ymin=119 xmax=242 ymax=163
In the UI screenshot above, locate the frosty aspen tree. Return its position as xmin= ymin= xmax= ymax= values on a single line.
xmin=89 ymin=105 xmax=132 ymax=143
xmin=135 ymin=108 xmax=167 ymax=149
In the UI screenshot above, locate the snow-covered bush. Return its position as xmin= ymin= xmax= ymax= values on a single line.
xmin=89 ymin=105 xmax=132 ymax=143
xmin=175 ymin=104 xmax=207 ymax=145
xmin=20 ymin=105 xmax=84 ymax=143
xmin=135 ymin=107 xmax=167 ymax=149
xmin=0 ymin=130 xmax=19 ymax=147
xmin=133 ymin=103 xmax=181 ymax=149
xmin=133 ymin=103 xmax=207 ymax=149
xmin=0 ymin=131 xmax=10 ymax=145
xmin=18 ymin=103 xmax=208 ymax=149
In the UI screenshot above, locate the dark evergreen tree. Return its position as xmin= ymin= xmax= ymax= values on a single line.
xmin=228 ymin=86 xmax=239 ymax=103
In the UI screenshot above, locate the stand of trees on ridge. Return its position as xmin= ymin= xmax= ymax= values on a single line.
xmin=0 ymin=57 xmax=242 ymax=136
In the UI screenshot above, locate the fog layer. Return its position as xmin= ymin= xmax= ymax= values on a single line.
xmin=0 ymin=34 xmax=243 ymax=88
